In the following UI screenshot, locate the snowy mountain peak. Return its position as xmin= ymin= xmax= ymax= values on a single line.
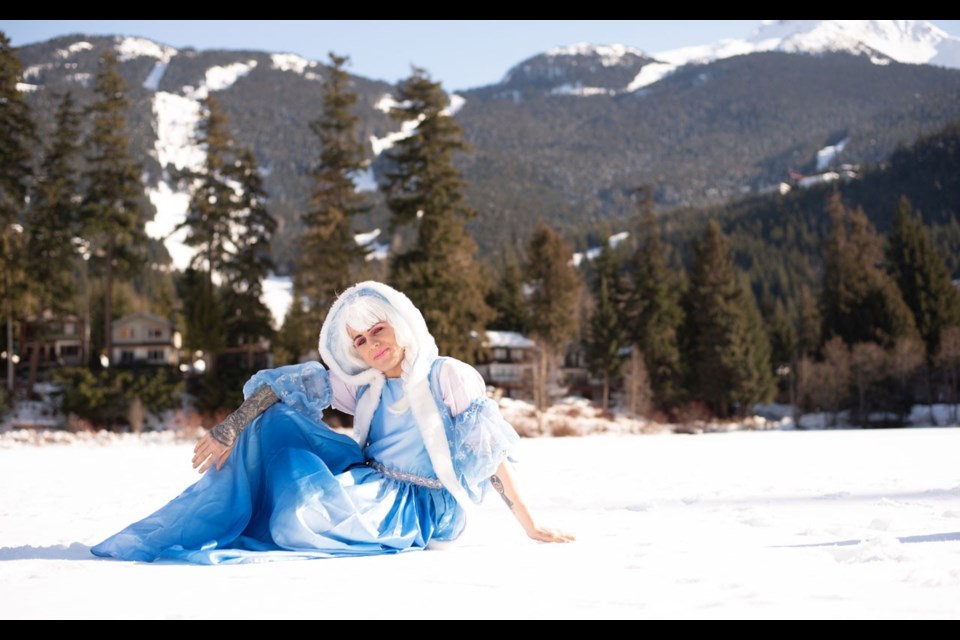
xmin=747 ymin=20 xmax=952 ymax=65
xmin=545 ymin=42 xmax=650 ymax=66
xmin=628 ymin=20 xmax=960 ymax=92
xmin=501 ymin=43 xmax=656 ymax=96
xmin=114 ymin=36 xmax=177 ymax=63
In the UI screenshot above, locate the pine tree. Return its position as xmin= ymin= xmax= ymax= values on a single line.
xmin=222 ymin=146 xmax=277 ymax=358
xmin=297 ymin=53 xmax=371 ymax=325
xmin=24 ymin=91 xmax=83 ymax=392
xmin=0 ymin=32 xmax=36 ymax=392
xmin=885 ymin=196 xmax=960 ymax=359
xmin=275 ymin=284 xmax=315 ymax=365
xmin=796 ymin=284 xmax=821 ymax=358
xmin=623 ymin=199 xmax=684 ymax=409
xmin=177 ymin=266 xmax=226 ymax=364
xmin=0 ymin=31 xmax=35 ymax=232
xmin=820 ymin=191 xmax=918 ymax=349
xmin=176 ymin=95 xmax=236 ymax=286
xmin=766 ymin=298 xmax=798 ymax=375
xmin=176 ymin=96 xmax=277 ymax=369
xmin=382 ymin=67 xmax=491 ymax=361
xmin=524 ymin=222 xmax=582 ymax=411
xmin=82 ymin=50 xmax=146 ymax=366
xmin=26 ymin=91 xmax=83 ymax=308
xmin=684 ymin=220 xmax=775 ymax=418
xmin=486 ymin=253 xmax=528 ymax=333
xmin=584 ymin=241 xmax=627 ymax=411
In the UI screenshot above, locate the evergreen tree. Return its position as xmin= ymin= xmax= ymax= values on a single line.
xmin=82 ymin=50 xmax=146 ymax=366
xmin=222 ymin=146 xmax=277 ymax=354
xmin=0 ymin=32 xmax=36 ymax=389
xmin=584 ymin=241 xmax=627 ymax=411
xmin=177 ymin=95 xmax=236 ymax=286
xmin=382 ymin=67 xmax=491 ymax=361
xmin=24 ymin=91 xmax=83 ymax=392
xmin=885 ymin=196 xmax=960 ymax=359
xmin=796 ymin=284 xmax=821 ymax=358
xmin=177 ymin=267 xmax=226 ymax=364
xmin=176 ymin=96 xmax=277 ymax=369
xmin=275 ymin=285 xmax=315 ymax=365
xmin=297 ymin=53 xmax=371 ymax=325
xmin=766 ymin=298 xmax=798 ymax=375
xmin=684 ymin=220 xmax=775 ymax=418
xmin=486 ymin=252 xmax=528 ymax=333
xmin=820 ymin=191 xmax=918 ymax=349
xmin=524 ymin=221 xmax=582 ymax=411
xmin=623 ymin=199 xmax=685 ymax=409
xmin=935 ymin=326 xmax=960 ymax=424
xmin=25 ymin=91 xmax=83 ymax=308
xmin=0 ymin=31 xmax=35 ymax=231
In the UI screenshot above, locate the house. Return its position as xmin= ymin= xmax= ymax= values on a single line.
xmin=217 ymin=338 xmax=274 ymax=372
xmin=20 ymin=313 xmax=87 ymax=367
xmin=474 ymin=331 xmax=538 ymax=399
xmin=111 ymin=312 xmax=181 ymax=367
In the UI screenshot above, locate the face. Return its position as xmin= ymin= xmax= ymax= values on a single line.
xmin=347 ymin=321 xmax=405 ymax=378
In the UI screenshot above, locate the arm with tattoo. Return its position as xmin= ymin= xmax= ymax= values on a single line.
xmin=489 ymin=461 xmax=575 ymax=543
xmin=209 ymin=385 xmax=280 ymax=447
xmin=490 ymin=474 xmax=514 ymax=510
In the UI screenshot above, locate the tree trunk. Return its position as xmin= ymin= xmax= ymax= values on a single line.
xmin=602 ymin=374 xmax=609 ymax=412
xmin=27 ymin=339 xmax=40 ymax=398
xmin=103 ymin=234 xmax=115 ymax=366
xmin=5 ymin=277 xmax=14 ymax=401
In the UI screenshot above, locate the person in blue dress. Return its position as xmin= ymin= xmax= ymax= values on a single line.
xmin=91 ymin=281 xmax=574 ymax=564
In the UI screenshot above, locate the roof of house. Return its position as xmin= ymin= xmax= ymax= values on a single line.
xmin=113 ymin=312 xmax=175 ymax=328
xmin=486 ymin=330 xmax=536 ymax=349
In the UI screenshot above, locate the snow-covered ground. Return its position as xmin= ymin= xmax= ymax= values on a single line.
xmin=1 ymin=419 xmax=959 ymax=619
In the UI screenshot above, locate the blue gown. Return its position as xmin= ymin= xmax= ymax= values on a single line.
xmin=90 ymin=362 xmax=518 ymax=564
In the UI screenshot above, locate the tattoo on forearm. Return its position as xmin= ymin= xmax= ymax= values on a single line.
xmin=210 ymin=386 xmax=279 ymax=446
xmin=490 ymin=475 xmax=514 ymax=510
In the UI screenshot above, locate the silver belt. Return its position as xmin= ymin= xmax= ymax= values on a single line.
xmin=365 ymin=460 xmax=444 ymax=489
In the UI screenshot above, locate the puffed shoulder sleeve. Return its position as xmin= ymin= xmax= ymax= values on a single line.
xmin=438 ymin=359 xmax=521 ymax=503
xmin=242 ymin=361 xmax=333 ymax=424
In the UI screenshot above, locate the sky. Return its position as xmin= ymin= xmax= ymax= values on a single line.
xmin=2 ymin=413 xmax=959 ymax=619
xmin=4 ymin=20 xmax=960 ymax=92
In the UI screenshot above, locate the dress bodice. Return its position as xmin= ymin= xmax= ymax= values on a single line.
xmin=363 ymin=378 xmax=436 ymax=478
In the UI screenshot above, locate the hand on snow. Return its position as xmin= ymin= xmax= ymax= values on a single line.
xmin=526 ymin=525 xmax=576 ymax=544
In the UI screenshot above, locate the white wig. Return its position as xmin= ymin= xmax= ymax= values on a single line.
xmin=318 ymin=281 xmax=438 ymax=388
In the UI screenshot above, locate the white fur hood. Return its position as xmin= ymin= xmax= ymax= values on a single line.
xmin=317 ymin=282 xmax=471 ymax=509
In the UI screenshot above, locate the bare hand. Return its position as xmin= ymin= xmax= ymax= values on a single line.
xmin=192 ymin=432 xmax=234 ymax=473
xmin=526 ymin=526 xmax=576 ymax=543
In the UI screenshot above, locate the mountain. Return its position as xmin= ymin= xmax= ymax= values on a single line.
xmin=11 ymin=21 xmax=960 ymax=271
xmin=629 ymin=20 xmax=960 ymax=91
xmin=483 ymin=20 xmax=960 ymax=96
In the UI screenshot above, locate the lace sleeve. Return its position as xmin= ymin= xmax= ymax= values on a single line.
xmin=447 ymin=397 xmax=521 ymax=503
xmin=242 ymin=361 xmax=333 ymax=424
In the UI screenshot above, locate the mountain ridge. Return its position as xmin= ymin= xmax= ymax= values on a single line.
xmin=11 ymin=23 xmax=960 ymax=269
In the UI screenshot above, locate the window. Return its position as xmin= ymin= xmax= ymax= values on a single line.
xmin=63 ymin=323 xmax=76 ymax=336
xmin=148 ymin=349 xmax=166 ymax=362
xmin=118 ymin=328 xmax=134 ymax=339
xmin=120 ymin=351 xmax=135 ymax=363
xmin=489 ymin=364 xmax=522 ymax=382
xmin=493 ymin=348 xmax=508 ymax=361
xmin=148 ymin=328 xmax=164 ymax=339
xmin=60 ymin=345 xmax=79 ymax=357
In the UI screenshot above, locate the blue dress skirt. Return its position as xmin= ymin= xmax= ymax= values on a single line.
xmin=91 ymin=373 xmax=516 ymax=565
